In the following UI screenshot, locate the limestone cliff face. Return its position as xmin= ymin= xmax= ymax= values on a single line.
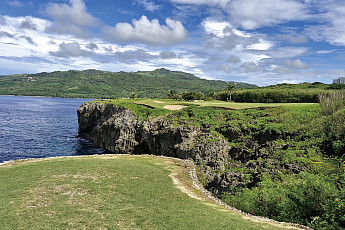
xmin=78 ymin=102 xmax=230 ymax=192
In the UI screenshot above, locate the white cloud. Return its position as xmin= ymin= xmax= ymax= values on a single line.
xmin=307 ymin=3 xmax=345 ymax=46
xmin=228 ymin=0 xmax=308 ymax=30
xmin=171 ymin=0 xmax=231 ymax=8
xmin=104 ymin=16 xmax=187 ymax=45
xmin=241 ymin=62 xmax=259 ymax=72
xmin=0 ymin=16 xmax=5 ymax=25
xmin=171 ymin=0 xmax=309 ymax=30
xmin=316 ymin=50 xmax=336 ymax=54
xmin=227 ymin=55 xmax=241 ymax=64
xmin=86 ymin=42 xmax=98 ymax=51
xmin=267 ymin=47 xmax=308 ymax=59
xmin=276 ymin=34 xmax=308 ymax=44
xmin=202 ymin=19 xmax=251 ymax=38
xmin=160 ymin=51 xmax=178 ymax=59
xmin=135 ymin=0 xmax=161 ymax=12
xmin=50 ymin=42 xmax=92 ymax=57
xmin=45 ymin=0 xmax=99 ymax=38
xmin=219 ymin=64 xmax=232 ymax=73
xmin=247 ymin=39 xmax=273 ymax=50
xmin=7 ymin=1 xmax=24 ymax=7
xmin=20 ymin=18 xmax=37 ymax=30
xmin=284 ymin=59 xmax=309 ymax=70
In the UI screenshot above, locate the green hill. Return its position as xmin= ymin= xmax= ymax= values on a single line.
xmin=0 ymin=68 xmax=256 ymax=98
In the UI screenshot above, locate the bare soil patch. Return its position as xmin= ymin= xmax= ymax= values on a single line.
xmin=163 ymin=105 xmax=187 ymax=110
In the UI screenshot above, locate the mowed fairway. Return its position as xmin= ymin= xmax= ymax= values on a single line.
xmin=0 ymin=155 xmax=301 ymax=229
xmin=135 ymin=99 xmax=316 ymax=110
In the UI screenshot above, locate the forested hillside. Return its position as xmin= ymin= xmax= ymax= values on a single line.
xmin=0 ymin=68 xmax=256 ymax=98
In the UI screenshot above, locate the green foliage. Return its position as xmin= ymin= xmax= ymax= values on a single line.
xmin=181 ymin=92 xmax=205 ymax=101
xmin=215 ymin=83 xmax=344 ymax=103
xmin=223 ymin=172 xmax=345 ymax=229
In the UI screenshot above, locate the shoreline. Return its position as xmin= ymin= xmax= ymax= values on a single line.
xmin=0 ymin=94 xmax=96 ymax=100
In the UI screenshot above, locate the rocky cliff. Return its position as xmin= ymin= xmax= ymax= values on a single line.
xmin=78 ymin=102 xmax=232 ymax=192
xmin=78 ymin=102 xmax=304 ymax=195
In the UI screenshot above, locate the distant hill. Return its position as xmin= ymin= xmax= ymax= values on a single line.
xmin=0 ymin=68 xmax=257 ymax=98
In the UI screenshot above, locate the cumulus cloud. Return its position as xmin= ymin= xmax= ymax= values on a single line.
xmin=135 ymin=0 xmax=161 ymax=12
xmin=227 ymin=55 xmax=241 ymax=63
xmin=20 ymin=35 xmax=37 ymax=45
xmin=86 ymin=42 xmax=98 ymax=50
xmin=219 ymin=64 xmax=232 ymax=73
xmin=241 ymin=62 xmax=259 ymax=72
xmin=7 ymin=1 xmax=24 ymax=7
xmin=114 ymin=49 xmax=154 ymax=62
xmin=228 ymin=0 xmax=308 ymax=30
xmin=307 ymin=3 xmax=345 ymax=46
xmin=50 ymin=42 xmax=92 ymax=57
xmin=104 ymin=15 xmax=187 ymax=45
xmin=0 ymin=31 xmax=14 ymax=38
xmin=160 ymin=51 xmax=178 ymax=59
xmin=45 ymin=0 xmax=99 ymax=38
xmin=284 ymin=59 xmax=309 ymax=70
xmin=20 ymin=19 xmax=37 ymax=30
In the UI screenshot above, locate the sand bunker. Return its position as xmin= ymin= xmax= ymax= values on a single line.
xmin=154 ymin=101 xmax=165 ymax=104
xmin=163 ymin=105 xmax=187 ymax=111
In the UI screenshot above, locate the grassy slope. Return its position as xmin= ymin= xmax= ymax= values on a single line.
xmin=0 ymin=155 xmax=299 ymax=230
xmin=134 ymin=98 xmax=316 ymax=110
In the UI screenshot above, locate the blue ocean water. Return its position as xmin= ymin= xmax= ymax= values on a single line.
xmin=0 ymin=95 xmax=105 ymax=163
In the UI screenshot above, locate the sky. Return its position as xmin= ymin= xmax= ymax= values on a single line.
xmin=0 ymin=0 xmax=345 ymax=86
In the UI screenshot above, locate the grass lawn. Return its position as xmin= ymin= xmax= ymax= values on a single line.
xmin=0 ymin=155 xmax=300 ymax=229
xmin=134 ymin=99 xmax=316 ymax=110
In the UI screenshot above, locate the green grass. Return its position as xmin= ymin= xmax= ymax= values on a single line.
xmin=135 ymin=99 xmax=316 ymax=110
xmin=0 ymin=155 xmax=299 ymax=230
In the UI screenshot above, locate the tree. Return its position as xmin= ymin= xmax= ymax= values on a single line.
xmin=167 ymin=90 xmax=177 ymax=99
xmin=226 ymin=83 xmax=236 ymax=101
xmin=130 ymin=92 xmax=137 ymax=100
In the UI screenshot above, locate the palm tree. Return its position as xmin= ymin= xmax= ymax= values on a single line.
xmin=225 ymin=83 xmax=236 ymax=101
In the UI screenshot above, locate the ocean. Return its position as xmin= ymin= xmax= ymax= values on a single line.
xmin=0 ymin=95 xmax=105 ymax=163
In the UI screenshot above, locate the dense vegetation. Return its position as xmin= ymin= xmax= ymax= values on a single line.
xmin=105 ymin=93 xmax=345 ymax=229
xmin=215 ymin=82 xmax=345 ymax=103
xmin=0 ymin=68 xmax=256 ymax=99
xmin=163 ymin=82 xmax=344 ymax=103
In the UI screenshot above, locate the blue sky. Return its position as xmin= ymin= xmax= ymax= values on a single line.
xmin=0 ymin=0 xmax=345 ymax=85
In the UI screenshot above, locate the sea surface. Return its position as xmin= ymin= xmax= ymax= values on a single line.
xmin=0 ymin=95 xmax=105 ymax=163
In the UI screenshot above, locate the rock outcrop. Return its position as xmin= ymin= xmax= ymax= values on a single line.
xmin=78 ymin=102 xmax=304 ymax=195
xmin=78 ymin=102 xmax=232 ymax=193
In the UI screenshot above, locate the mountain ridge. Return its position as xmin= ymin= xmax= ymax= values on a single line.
xmin=0 ymin=68 xmax=257 ymax=98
